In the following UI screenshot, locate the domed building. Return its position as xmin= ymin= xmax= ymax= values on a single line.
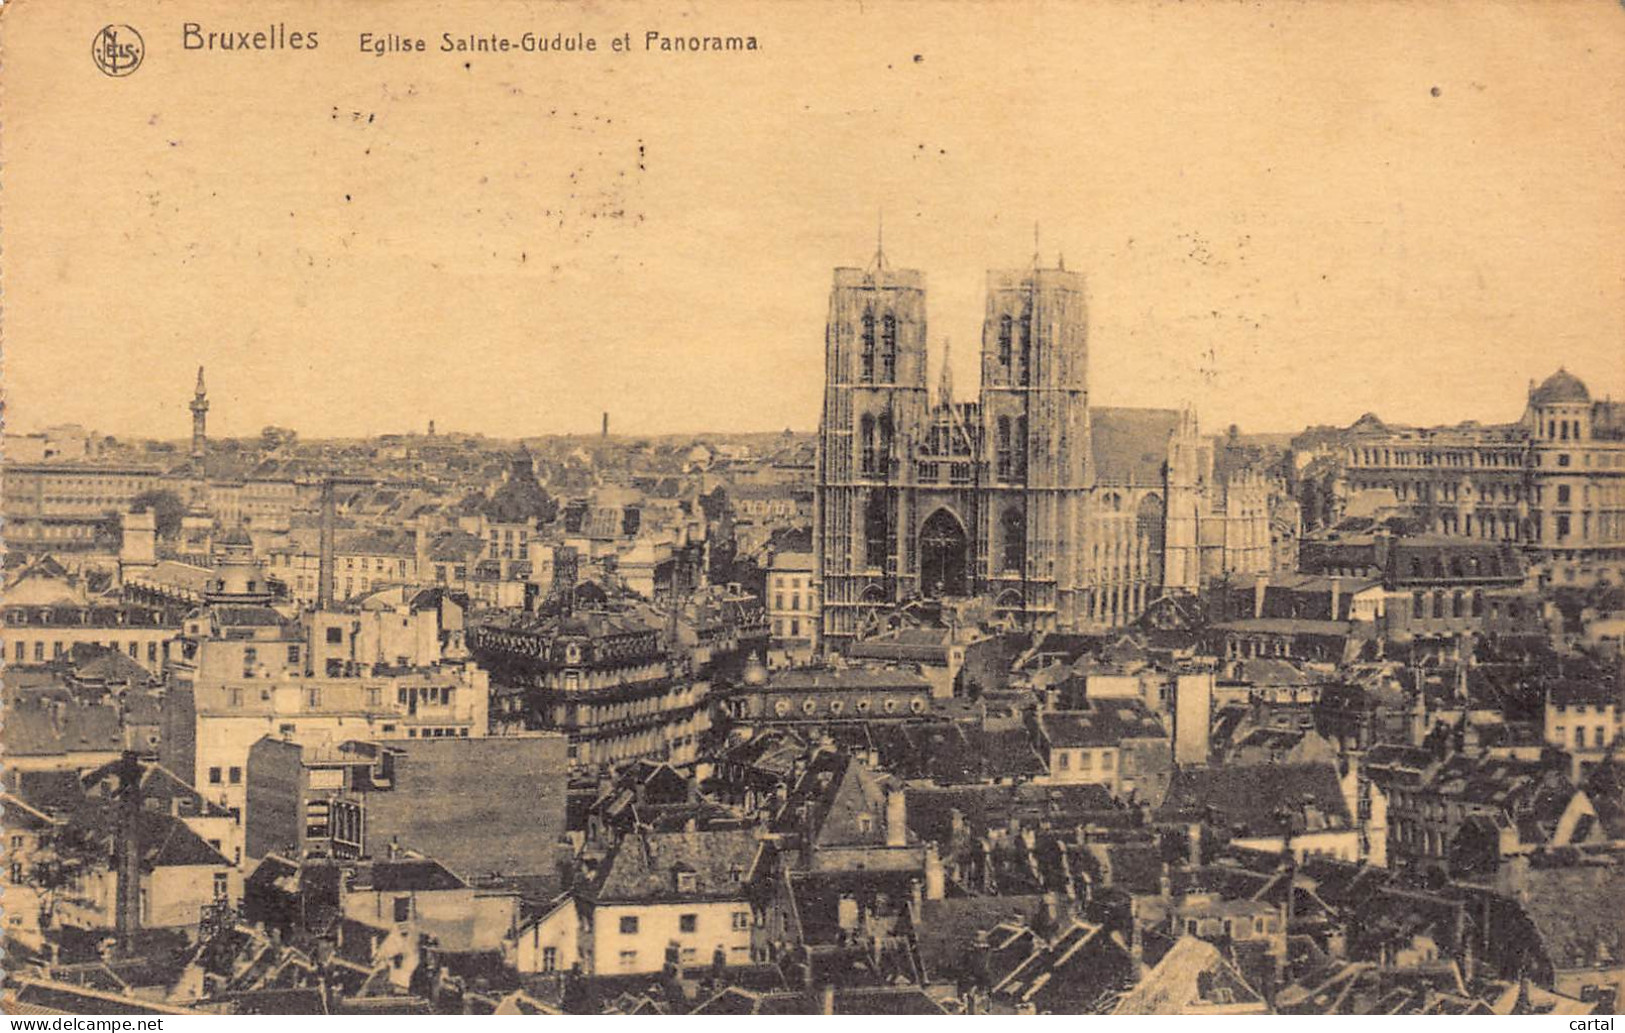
xmin=1338 ymin=367 xmax=1625 ymax=588
xmin=1526 ymin=368 xmax=1596 ymax=443
xmin=201 ymin=525 xmax=276 ymax=607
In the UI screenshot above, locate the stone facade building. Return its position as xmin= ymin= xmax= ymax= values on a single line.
xmin=1337 ymin=368 xmax=1625 ymax=587
xmin=815 ymin=252 xmax=1276 ymax=647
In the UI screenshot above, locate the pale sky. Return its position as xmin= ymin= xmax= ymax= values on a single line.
xmin=4 ymin=0 xmax=1623 ymax=440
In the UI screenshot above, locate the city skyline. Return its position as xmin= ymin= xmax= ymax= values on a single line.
xmin=5 ymin=1 xmax=1623 ymax=441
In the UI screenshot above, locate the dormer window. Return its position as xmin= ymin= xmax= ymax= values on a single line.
xmin=856 ymin=813 xmax=874 ymax=834
xmin=675 ymin=868 xmax=697 ymax=893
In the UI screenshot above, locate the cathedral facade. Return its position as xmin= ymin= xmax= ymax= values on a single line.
xmin=814 ymin=253 xmax=1275 ymax=649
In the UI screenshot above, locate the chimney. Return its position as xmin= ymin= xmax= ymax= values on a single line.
xmin=1128 ymin=897 xmax=1145 ymax=977
xmin=1254 ymin=575 xmax=1269 ymax=619
xmin=973 ymin=929 xmax=993 ymax=988
xmin=1329 ymin=576 xmax=1342 ymax=620
xmin=318 ymin=479 xmax=336 ymax=611
xmin=924 ymin=842 xmax=946 ymax=901
xmin=884 ymin=785 xmax=907 ymax=848
xmin=602 ymin=412 xmax=609 ymax=439
xmin=113 ymin=752 xmax=143 ymax=953
xmin=1187 ymin=823 xmax=1202 ymax=867
xmin=1500 ymin=853 xmax=1532 ymax=904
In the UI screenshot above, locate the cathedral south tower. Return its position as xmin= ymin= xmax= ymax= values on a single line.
xmin=977 ymin=266 xmax=1091 ymax=628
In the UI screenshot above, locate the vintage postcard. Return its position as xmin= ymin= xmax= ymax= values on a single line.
xmin=1 ymin=0 xmax=1622 ymax=1019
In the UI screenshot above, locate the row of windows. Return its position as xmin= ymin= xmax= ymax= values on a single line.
xmin=616 ymin=911 xmax=751 ymax=936
xmin=857 ymin=313 xmax=898 ymax=383
xmin=10 ymin=639 xmax=164 ymax=663
xmin=996 ymin=313 xmax=1034 ymax=384
xmin=1054 ymin=748 xmax=1116 ymax=771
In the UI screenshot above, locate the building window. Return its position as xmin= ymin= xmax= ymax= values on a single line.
xmin=394 ymin=896 xmax=411 ymax=922
xmin=679 ymin=914 xmax=698 ymax=933
xmin=541 ymin=946 xmax=558 ymax=972
xmin=326 ymin=627 xmax=343 ymax=644
xmin=860 ymin=415 xmax=877 ymax=476
xmin=208 ymin=767 xmax=222 ymax=784
xmin=881 ymin=314 xmax=898 ymax=382
xmin=1002 ymin=507 xmax=1026 ymax=573
xmin=864 ymin=492 xmax=890 ymax=571
xmin=676 ymin=870 xmax=698 ymax=893
xmin=213 ymin=873 xmax=229 ymax=899
xmin=733 ymin=911 xmax=750 ymax=931
xmin=860 ymin=312 xmax=876 ymax=382
xmin=287 ymin=645 xmax=300 ymax=664
xmin=997 ymin=416 xmax=1013 ymax=480
xmin=1018 ymin=315 xmax=1032 ymax=385
xmin=619 ymin=950 xmax=638 ymax=970
xmin=620 ymin=915 xmax=639 ymax=935
xmin=998 ymin=314 xmax=1013 ymax=368
xmin=228 ymin=767 xmax=241 ymax=785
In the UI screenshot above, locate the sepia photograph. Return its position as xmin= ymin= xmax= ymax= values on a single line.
xmin=1 ymin=0 xmax=1622 ymax=1019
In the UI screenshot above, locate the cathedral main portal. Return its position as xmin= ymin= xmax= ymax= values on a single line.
xmin=919 ymin=508 xmax=970 ymax=598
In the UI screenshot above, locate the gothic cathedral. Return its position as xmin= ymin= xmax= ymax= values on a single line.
xmin=815 ymin=249 xmax=1276 ymax=649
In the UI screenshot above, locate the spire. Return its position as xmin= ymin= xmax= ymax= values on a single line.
xmin=870 ymin=209 xmax=888 ymax=273
xmin=937 ymin=338 xmax=954 ymax=406
xmin=194 ymin=366 xmax=206 ymax=398
xmin=1032 ymin=221 xmax=1041 ymax=267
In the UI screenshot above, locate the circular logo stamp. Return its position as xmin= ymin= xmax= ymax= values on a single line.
xmin=91 ymin=24 xmax=144 ymax=77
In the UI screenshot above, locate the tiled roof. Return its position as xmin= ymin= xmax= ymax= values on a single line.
xmin=767 ymin=668 xmax=933 ymax=692
xmin=1040 ymin=699 xmax=1168 ymax=748
xmin=1158 ymin=761 xmax=1352 ymax=836
xmin=1090 ymin=407 xmax=1181 ymax=486
xmin=2 ymin=702 xmax=124 ymax=758
xmin=351 ymin=858 xmax=467 ymax=893
xmin=590 ymin=828 xmax=760 ymax=903
xmin=1112 ymin=935 xmax=1265 ymax=1014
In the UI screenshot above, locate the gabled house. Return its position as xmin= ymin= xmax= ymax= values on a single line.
xmin=579 ymin=827 xmax=764 ymax=975
xmin=1111 ymin=935 xmax=1270 ymax=1014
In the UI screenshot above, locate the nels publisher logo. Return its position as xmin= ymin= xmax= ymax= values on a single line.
xmin=91 ymin=24 xmax=144 ymax=76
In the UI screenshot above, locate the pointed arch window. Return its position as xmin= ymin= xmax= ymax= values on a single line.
xmin=878 ymin=413 xmax=894 ymax=476
xmin=998 ymin=314 xmax=1014 ymax=370
xmin=864 ymin=493 xmax=890 ymax=571
xmin=881 ymin=314 xmax=897 ymax=383
xmin=860 ymin=312 xmax=877 ymax=383
xmin=860 ymin=415 xmax=878 ymax=477
xmin=1014 ymin=416 xmax=1029 ymax=479
xmin=1018 ymin=314 xmax=1033 ymax=386
xmin=1002 ymin=507 xmax=1026 ymax=575
xmin=997 ymin=416 xmax=1013 ymax=480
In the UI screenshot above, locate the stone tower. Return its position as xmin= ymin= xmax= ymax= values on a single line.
xmin=814 ymin=251 xmax=930 ymax=648
xmin=977 ymin=265 xmax=1091 ymax=628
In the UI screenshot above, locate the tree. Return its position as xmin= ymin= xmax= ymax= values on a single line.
xmin=129 ymin=489 xmax=187 ymax=538
xmin=260 ymin=426 xmax=298 ymax=451
xmin=30 ymin=822 xmax=108 ymax=929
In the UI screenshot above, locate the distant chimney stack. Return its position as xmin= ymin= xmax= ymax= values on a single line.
xmin=318 ymin=479 xmax=336 ymax=610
